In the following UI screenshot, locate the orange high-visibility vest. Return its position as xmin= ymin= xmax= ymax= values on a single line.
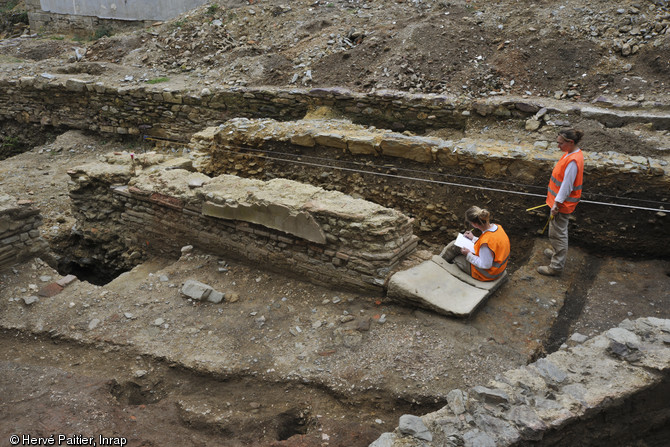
xmin=546 ymin=150 xmax=584 ymax=214
xmin=471 ymin=225 xmax=510 ymax=282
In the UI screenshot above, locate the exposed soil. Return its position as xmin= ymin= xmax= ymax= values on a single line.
xmin=3 ymin=0 xmax=670 ymax=102
xmin=1 ymin=0 xmax=670 ymax=446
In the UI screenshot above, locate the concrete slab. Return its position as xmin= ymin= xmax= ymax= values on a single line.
xmin=387 ymin=256 xmax=507 ymax=318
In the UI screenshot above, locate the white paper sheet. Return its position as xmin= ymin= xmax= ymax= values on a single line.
xmin=454 ymin=233 xmax=475 ymax=252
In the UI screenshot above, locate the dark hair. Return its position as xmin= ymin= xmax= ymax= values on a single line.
xmin=465 ymin=206 xmax=491 ymax=227
xmin=558 ymin=128 xmax=584 ymax=144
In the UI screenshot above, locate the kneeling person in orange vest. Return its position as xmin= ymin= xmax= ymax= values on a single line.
xmin=440 ymin=206 xmax=510 ymax=281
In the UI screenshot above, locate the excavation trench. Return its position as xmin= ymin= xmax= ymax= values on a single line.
xmin=1 ymin=114 xmax=669 ymax=446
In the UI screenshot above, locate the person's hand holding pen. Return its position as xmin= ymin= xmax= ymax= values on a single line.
xmin=461 ymin=229 xmax=475 ymax=255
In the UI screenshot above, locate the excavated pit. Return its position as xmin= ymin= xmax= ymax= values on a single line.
xmin=47 ymin=231 xmax=141 ymax=286
xmin=2 ymin=0 xmax=670 ymax=442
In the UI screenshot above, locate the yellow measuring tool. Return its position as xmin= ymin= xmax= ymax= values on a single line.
xmin=540 ymin=214 xmax=553 ymax=234
xmin=526 ymin=203 xmax=548 ymax=211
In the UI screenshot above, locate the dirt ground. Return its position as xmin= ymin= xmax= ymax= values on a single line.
xmin=1 ymin=0 xmax=670 ymax=446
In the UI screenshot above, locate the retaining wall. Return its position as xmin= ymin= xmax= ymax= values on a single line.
xmin=0 ymin=194 xmax=47 ymax=271
xmin=371 ymin=317 xmax=670 ymax=447
xmin=189 ymin=118 xmax=670 ymax=257
xmin=5 ymin=74 xmax=668 ymax=143
xmin=67 ymin=153 xmax=417 ymax=291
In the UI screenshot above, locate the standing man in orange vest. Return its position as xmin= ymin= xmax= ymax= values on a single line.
xmin=538 ymin=128 xmax=585 ymax=276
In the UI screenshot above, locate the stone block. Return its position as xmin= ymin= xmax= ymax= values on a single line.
xmin=1 ymin=235 xmax=20 ymax=245
xmin=347 ymin=135 xmax=378 ymax=155
xmin=180 ymin=280 xmax=213 ymax=301
xmin=380 ymin=136 xmax=433 ymax=163
xmin=65 ymin=79 xmax=87 ymax=92
xmin=207 ymin=290 xmax=225 ymax=304
xmin=387 ymin=256 xmax=507 ymax=317
xmin=314 ymin=133 xmax=347 ymax=150
xmin=202 ymin=201 xmax=326 ymax=244
xmin=56 ymin=274 xmax=78 ymax=288
xmin=398 ymin=415 xmax=432 ymax=442
xmin=0 ymin=216 xmax=9 ymax=233
xmin=23 ymin=296 xmax=39 ymax=305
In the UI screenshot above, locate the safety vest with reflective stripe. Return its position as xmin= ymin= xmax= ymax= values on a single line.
xmin=546 ymin=149 xmax=584 ymax=214
xmin=471 ymin=225 xmax=510 ymax=282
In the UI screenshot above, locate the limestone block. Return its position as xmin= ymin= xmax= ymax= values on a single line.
xmin=347 ymin=135 xmax=378 ymax=155
xmin=525 ymin=118 xmax=542 ymax=131
xmin=398 ymin=414 xmax=432 ymax=441
xmin=290 ymin=134 xmax=315 ymax=147
xmin=56 ymin=274 xmax=78 ymax=288
xmin=202 ymin=201 xmax=326 ymax=244
xmin=380 ymin=136 xmax=433 ymax=163
xmin=162 ymin=91 xmax=183 ymax=104
xmin=23 ymin=296 xmax=39 ymax=305
xmin=65 ymin=79 xmax=87 ymax=92
xmin=19 ymin=77 xmax=36 ymax=87
xmin=314 ymin=133 xmax=347 ymax=150
xmin=515 ymin=101 xmax=542 ymax=113
xmin=0 ymin=216 xmax=9 ymax=234
xmin=207 ymin=290 xmax=225 ymax=304
xmin=387 ymin=256 xmax=507 ymax=317
xmin=180 ymin=280 xmax=213 ymax=301
xmin=472 ymin=102 xmax=495 ymax=116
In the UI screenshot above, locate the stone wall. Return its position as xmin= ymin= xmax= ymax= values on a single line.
xmin=370 ymin=317 xmax=670 ymax=447
xmin=1 ymin=74 xmax=669 ymax=142
xmin=189 ymin=118 xmax=670 ymax=257
xmin=0 ymin=193 xmax=47 ymax=271
xmin=0 ymin=75 xmax=467 ymax=139
xmin=67 ymin=153 xmax=417 ymax=291
xmin=27 ymin=9 xmax=152 ymax=36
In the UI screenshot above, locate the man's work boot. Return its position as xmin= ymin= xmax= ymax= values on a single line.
xmin=537 ymin=265 xmax=561 ymax=276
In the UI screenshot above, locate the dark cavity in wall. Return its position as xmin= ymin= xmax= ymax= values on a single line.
xmin=56 ymin=256 xmax=129 ymax=286
xmin=50 ymin=233 xmax=138 ymax=286
xmin=0 ymin=121 xmax=58 ymax=161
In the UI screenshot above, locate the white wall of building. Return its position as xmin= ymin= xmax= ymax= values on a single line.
xmin=39 ymin=0 xmax=209 ymax=21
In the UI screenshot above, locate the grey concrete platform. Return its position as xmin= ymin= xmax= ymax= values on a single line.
xmin=387 ymin=255 xmax=508 ymax=318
